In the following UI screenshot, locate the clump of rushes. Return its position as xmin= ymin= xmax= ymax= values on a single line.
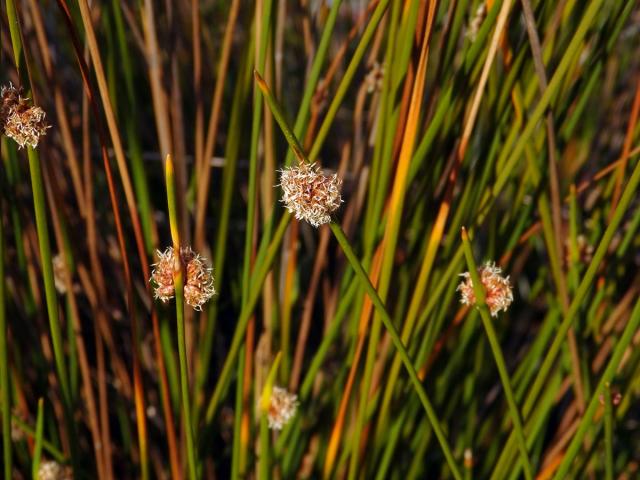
xmin=150 ymin=246 xmax=215 ymax=311
xmin=265 ymin=386 xmax=298 ymax=431
xmin=458 ymin=262 xmax=513 ymax=317
xmin=279 ymin=161 xmax=342 ymax=227
xmin=37 ymin=460 xmax=73 ymax=480
xmin=0 ymin=84 xmax=50 ymax=149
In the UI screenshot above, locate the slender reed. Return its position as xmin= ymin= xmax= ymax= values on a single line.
xmin=32 ymin=398 xmax=44 ymax=480
xmin=460 ymin=228 xmax=533 ymax=480
xmin=0 ymin=197 xmax=10 ymax=479
xmin=604 ymin=383 xmax=614 ymax=480
xmin=165 ymin=155 xmax=198 ymax=480
xmin=5 ymin=0 xmax=72 ymax=416
xmin=258 ymin=352 xmax=281 ymax=480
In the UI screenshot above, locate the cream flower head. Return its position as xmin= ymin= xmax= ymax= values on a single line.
xmin=457 ymin=262 xmax=513 ymax=317
xmin=266 ymin=386 xmax=298 ymax=431
xmin=150 ymin=246 xmax=215 ymax=311
xmin=278 ymin=162 xmax=342 ymax=227
xmin=1 ymin=84 xmax=50 ymax=149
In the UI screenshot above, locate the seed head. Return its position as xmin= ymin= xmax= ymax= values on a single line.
xmin=278 ymin=162 xmax=342 ymax=227
xmin=1 ymin=84 xmax=50 ymax=149
xmin=266 ymin=386 xmax=298 ymax=431
xmin=150 ymin=246 xmax=215 ymax=311
xmin=457 ymin=262 xmax=513 ymax=317
xmin=38 ymin=460 xmax=73 ymax=480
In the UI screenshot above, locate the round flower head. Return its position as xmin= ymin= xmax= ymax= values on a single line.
xmin=38 ymin=460 xmax=73 ymax=480
xmin=365 ymin=62 xmax=385 ymax=93
xmin=279 ymin=162 xmax=342 ymax=227
xmin=1 ymin=83 xmax=50 ymax=149
xmin=266 ymin=386 xmax=298 ymax=431
xmin=457 ymin=262 xmax=513 ymax=317
xmin=150 ymin=246 xmax=215 ymax=311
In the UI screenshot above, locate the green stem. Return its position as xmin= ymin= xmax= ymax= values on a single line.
xmin=329 ymin=222 xmax=462 ymax=480
xmin=0 ymin=198 xmax=10 ymax=480
xmin=231 ymin=347 xmax=246 ymax=480
xmin=27 ymin=148 xmax=71 ymax=407
xmin=259 ymin=414 xmax=270 ymax=480
xmin=255 ymin=71 xmax=307 ymax=163
xmin=553 ymin=298 xmax=640 ymax=479
xmin=166 ymin=156 xmax=198 ymax=480
xmin=176 ymin=273 xmax=198 ymax=480
xmin=604 ymin=383 xmax=613 ymax=480
xmin=6 ymin=0 xmax=72 ymax=417
xmin=205 ymin=212 xmax=291 ymax=423
xmin=258 ymin=352 xmax=281 ymax=480
xmin=460 ymin=228 xmax=533 ymax=480
xmin=242 ymin=0 xmax=274 ymax=300
xmin=6 ymin=412 xmax=63 ymax=462
xmin=32 ymin=398 xmax=44 ymax=480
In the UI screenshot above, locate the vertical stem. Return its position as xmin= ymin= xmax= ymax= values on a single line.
xmin=166 ymin=155 xmax=198 ymax=480
xmin=460 ymin=228 xmax=533 ymax=480
xmin=604 ymin=383 xmax=613 ymax=480
xmin=27 ymin=148 xmax=72 ymax=406
xmin=258 ymin=352 xmax=281 ymax=480
xmin=5 ymin=0 xmax=73 ymax=423
xmin=231 ymin=347 xmax=246 ymax=480
xmin=329 ymin=222 xmax=462 ymax=480
xmin=0 ymin=198 xmax=10 ymax=479
xmin=32 ymin=398 xmax=44 ymax=480
xmin=259 ymin=415 xmax=270 ymax=480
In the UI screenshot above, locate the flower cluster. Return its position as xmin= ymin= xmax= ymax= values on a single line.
xmin=365 ymin=62 xmax=385 ymax=93
xmin=1 ymin=84 xmax=50 ymax=149
xmin=266 ymin=386 xmax=298 ymax=431
xmin=457 ymin=262 xmax=513 ymax=317
xmin=279 ymin=162 xmax=342 ymax=227
xmin=38 ymin=460 xmax=73 ymax=480
xmin=465 ymin=4 xmax=487 ymax=43
xmin=150 ymin=246 xmax=215 ymax=311
xmin=53 ymin=253 xmax=69 ymax=295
